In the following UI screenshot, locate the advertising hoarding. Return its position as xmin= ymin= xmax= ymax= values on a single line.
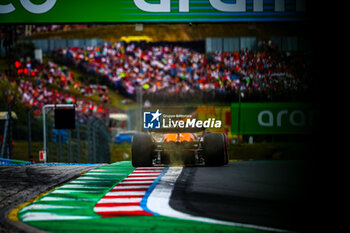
xmin=231 ymin=102 xmax=314 ymax=134
xmin=0 ymin=0 xmax=306 ymax=23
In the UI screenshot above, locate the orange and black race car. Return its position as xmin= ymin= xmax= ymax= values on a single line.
xmin=131 ymin=128 xmax=228 ymax=167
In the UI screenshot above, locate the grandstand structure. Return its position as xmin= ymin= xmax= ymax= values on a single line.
xmin=1 ymin=22 xmax=311 ymax=54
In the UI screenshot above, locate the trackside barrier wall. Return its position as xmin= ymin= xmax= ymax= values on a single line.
xmin=1 ymin=37 xmax=309 ymax=56
xmin=0 ymin=39 xmax=104 ymax=55
xmin=206 ymin=37 xmax=310 ymax=53
xmin=0 ymin=158 xmax=30 ymax=165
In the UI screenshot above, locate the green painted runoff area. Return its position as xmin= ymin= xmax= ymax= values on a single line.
xmin=18 ymin=161 xmax=267 ymax=233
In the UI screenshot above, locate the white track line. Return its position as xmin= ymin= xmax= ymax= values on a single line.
xmin=85 ymin=173 xmax=127 ymax=176
xmin=112 ymin=186 xmax=150 ymax=190
xmin=75 ymin=177 xmax=115 ymax=180
xmin=147 ymin=167 xmax=294 ymax=233
xmin=124 ymin=177 xmax=158 ymax=180
xmin=51 ymin=190 xmax=102 ymax=194
xmin=94 ymin=206 xmax=143 ymax=212
xmin=133 ymin=170 xmax=164 ymax=173
xmin=98 ymin=198 xmax=142 ymax=203
xmin=40 ymin=197 xmax=97 ymax=202
xmin=60 ymin=184 xmax=110 ymax=189
xmin=128 ymin=173 xmax=161 ymax=176
xmin=21 ymin=212 xmax=94 ymax=221
xmin=21 ymin=204 xmax=87 ymax=211
xmin=119 ymin=181 xmax=154 ymax=184
xmin=69 ymin=181 xmax=110 ymax=184
xmin=105 ymin=191 xmax=146 ymax=196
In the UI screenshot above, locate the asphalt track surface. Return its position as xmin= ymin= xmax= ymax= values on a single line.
xmin=170 ymin=161 xmax=310 ymax=232
xmin=4 ymin=160 xmax=312 ymax=233
xmin=0 ymin=164 xmax=102 ymax=233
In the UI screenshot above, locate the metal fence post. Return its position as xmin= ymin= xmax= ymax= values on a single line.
xmin=68 ymin=130 xmax=72 ymax=163
xmin=96 ymin=121 xmax=104 ymax=163
xmin=76 ymin=118 xmax=81 ymax=163
xmin=27 ymin=107 xmax=36 ymax=161
xmin=92 ymin=120 xmax=99 ymax=163
xmin=136 ymin=86 xmax=143 ymax=131
xmin=87 ymin=119 xmax=96 ymax=163
xmin=58 ymin=130 xmax=62 ymax=162
xmin=0 ymin=114 xmax=9 ymax=158
xmin=43 ymin=105 xmax=48 ymax=162
xmin=104 ymin=125 xmax=111 ymax=163
xmin=1 ymin=100 xmax=15 ymax=159
xmin=98 ymin=119 xmax=111 ymax=163
xmin=46 ymin=113 xmax=50 ymax=162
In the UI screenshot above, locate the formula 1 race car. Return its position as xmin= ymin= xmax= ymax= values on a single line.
xmin=131 ymin=128 xmax=228 ymax=167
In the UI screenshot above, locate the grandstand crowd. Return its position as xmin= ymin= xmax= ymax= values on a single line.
xmin=2 ymin=59 xmax=110 ymax=119
xmin=54 ymin=41 xmax=312 ymax=103
xmin=1 ymin=40 xmax=313 ymax=120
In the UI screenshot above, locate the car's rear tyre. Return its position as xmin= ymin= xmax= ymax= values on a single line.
xmin=203 ymin=133 xmax=226 ymax=166
xmin=131 ymin=133 xmax=153 ymax=167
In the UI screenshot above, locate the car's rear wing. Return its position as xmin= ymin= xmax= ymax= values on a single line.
xmin=144 ymin=127 xmax=206 ymax=133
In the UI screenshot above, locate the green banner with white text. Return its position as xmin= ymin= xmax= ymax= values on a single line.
xmin=231 ymin=102 xmax=314 ymax=135
xmin=0 ymin=0 xmax=306 ymax=23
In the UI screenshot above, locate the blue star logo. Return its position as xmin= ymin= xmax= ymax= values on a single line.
xmin=143 ymin=109 xmax=162 ymax=129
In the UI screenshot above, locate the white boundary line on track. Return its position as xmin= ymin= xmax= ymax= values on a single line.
xmin=20 ymin=213 xmax=95 ymax=221
xmin=146 ymin=167 xmax=295 ymax=233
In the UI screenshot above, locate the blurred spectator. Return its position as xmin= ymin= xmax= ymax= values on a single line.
xmin=8 ymin=58 xmax=110 ymax=119
xmin=54 ymin=41 xmax=312 ymax=102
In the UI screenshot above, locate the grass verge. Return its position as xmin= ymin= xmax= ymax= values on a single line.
xmin=12 ymin=141 xmax=43 ymax=163
xmin=110 ymin=144 xmax=131 ymax=163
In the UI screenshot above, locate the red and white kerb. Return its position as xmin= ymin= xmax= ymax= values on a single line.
xmin=94 ymin=167 xmax=164 ymax=217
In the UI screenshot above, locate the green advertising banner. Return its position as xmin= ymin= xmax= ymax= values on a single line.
xmin=0 ymin=0 xmax=306 ymax=23
xmin=231 ymin=102 xmax=313 ymax=135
